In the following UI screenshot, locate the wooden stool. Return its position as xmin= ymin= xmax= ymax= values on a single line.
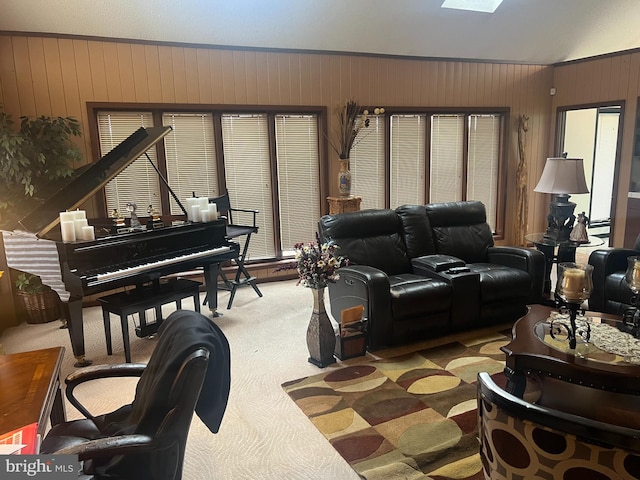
xmin=98 ymin=278 xmax=202 ymax=363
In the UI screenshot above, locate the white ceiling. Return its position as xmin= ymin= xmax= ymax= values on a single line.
xmin=3 ymin=0 xmax=640 ymax=65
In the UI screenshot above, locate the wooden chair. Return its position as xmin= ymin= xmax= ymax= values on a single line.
xmin=477 ymin=372 xmax=640 ymax=479
xmin=209 ymin=192 xmax=263 ymax=308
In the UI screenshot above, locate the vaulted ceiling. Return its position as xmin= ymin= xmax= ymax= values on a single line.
xmin=3 ymin=0 xmax=640 ymax=65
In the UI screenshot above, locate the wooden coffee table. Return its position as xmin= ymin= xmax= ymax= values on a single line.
xmin=502 ymin=304 xmax=640 ymax=397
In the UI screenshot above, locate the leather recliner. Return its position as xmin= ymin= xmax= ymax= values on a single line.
xmin=319 ymin=201 xmax=545 ymax=350
xmin=588 ymin=234 xmax=640 ymax=314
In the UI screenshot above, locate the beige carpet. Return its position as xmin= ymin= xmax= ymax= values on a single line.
xmin=0 ymin=279 xmax=520 ymax=479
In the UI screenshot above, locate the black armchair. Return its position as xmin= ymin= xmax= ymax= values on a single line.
xmin=40 ymin=310 xmax=231 ymax=480
xmin=588 ymin=234 xmax=640 ymax=314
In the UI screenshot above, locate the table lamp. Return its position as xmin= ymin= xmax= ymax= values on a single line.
xmin=534 ymin=156 xmax=589 ymax=242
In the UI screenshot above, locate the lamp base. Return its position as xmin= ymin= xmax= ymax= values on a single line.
xmin=544 ymin=194 xmax=577 ymax=242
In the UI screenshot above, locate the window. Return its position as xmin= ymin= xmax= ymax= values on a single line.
xmin=351 ymin=114 xmax=386 ymax=209
xmin=390 ymin=114 xmax=426 ymax=208
xmin=94 ymin=107 xmax=323 ymax=262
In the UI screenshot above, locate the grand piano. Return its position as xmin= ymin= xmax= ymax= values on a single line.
xmin=2 ymin=126 xmax=239 ymax=366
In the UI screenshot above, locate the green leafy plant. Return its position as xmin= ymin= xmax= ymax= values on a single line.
xmin=15 ymin=273 xmax=45 ymax=294
xmin=0 ymin=106 xmax=81 ymax=227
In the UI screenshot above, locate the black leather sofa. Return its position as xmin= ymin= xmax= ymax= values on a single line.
xmin=588 ymin=234 xmax=640 ymax=315
xmin=318 ymin=201 xmax=545 ymax=350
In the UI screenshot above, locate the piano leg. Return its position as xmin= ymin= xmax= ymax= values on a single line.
xmin=64 ymin=298 xmax=92 ymax=367
xmin=203 ymin=263 xmax=221 ymax=317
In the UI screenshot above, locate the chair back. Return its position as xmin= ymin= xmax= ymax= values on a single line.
xmin=209 ymin=192 xmax=232 ymax=220
xmin=477 ymin=372 xmax=640 ymax=479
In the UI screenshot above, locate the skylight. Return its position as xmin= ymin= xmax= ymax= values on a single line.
xmin=441 ymin=0 xmax=504 ymax=13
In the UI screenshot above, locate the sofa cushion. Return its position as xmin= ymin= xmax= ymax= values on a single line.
xmin=470 ymin=263 xmax=531 ymax=303
xmin=426 ymin=201 xmax=494 ymax=263
xmin=389 ymin=274 xmax=451 ymax=321
xmin=319 ymin=209 xmax=411 ymax=275
xmin=396 ymin=205 xmax=436 ymax=258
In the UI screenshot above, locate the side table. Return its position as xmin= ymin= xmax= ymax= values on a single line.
xmin=327 ymin=196 xmax=361 ymax=215
xmin=525 ymin=233 xmax=604 ymax=294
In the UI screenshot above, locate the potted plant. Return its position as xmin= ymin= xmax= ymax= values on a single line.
xmin=14 ymin=272 xmax=62 ymax=324
xmin=0 ymin=106 xmax=82 ymax=229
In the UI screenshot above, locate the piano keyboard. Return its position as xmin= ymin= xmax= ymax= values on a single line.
xmin=85 ymin=245 xmax=232 ymax=286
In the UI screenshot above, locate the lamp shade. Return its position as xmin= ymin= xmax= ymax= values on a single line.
xmin=533 ymin=157 xmax=589 ymax=194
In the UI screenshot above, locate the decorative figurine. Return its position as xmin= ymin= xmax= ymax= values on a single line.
xmin=126 ymin=202 xmax=143 ymax=230
xmin=569 ymin=211 xmax=589 ymax=244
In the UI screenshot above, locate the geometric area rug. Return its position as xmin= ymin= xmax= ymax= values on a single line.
xmin=282 ymin=330 xmax=511 ymax=480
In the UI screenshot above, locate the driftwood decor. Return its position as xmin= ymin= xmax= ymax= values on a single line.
xmin=514 ymin=115 xmax=529 ymax=247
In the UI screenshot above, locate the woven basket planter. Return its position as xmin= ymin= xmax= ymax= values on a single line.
xmin=16 ymin=288 xmax=62 ymax=324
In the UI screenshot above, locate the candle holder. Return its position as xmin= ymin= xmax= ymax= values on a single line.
xmin=622 ymin=256 xmax=640 ymax=337
xmin=551 ymin=262 xmax=593 ymax=349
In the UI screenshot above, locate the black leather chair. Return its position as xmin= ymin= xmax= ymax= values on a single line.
xmin=477 ymin=372 xmax=640 ymax=479
xmin=589 ymin=234 xmax=640 ymax=314
xmin=209 ymin=192 xmax=262 ymax=308
xmin=40 ymin=310 xmax=231 ymax=480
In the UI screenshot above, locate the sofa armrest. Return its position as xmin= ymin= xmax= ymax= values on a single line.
xmin=328 ymin=265 xmax=393 ymax=350
xmin=487 ymin=246 xmax=546 ymax=304
xmin=588 ymin=248 xmax=638 ymax=312
xmin=411 ymin=254 xmax=465 ymax=272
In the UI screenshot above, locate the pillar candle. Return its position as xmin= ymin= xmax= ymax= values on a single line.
xmin=210 ymin=203 xmax=218 ymax=219
xmin=562 ymin=268 xmax=585 ymax=301
xmin=201 ymin=208 xmax=211 ymax=222
xmin=61 ymin=221 xmax=76 ymax=242
xmin=82 ymin=226 xmax=95 ymax=241
xmin=59 ymin=211 xmax=75 ymax=223
xmin=198 ymin=196 xmax=209 ymax=210
xmin=72 ymin=209 xmax=86 ymax=220
xmin=190 ymin=205 xmax=201 ymax=222
xmin=633 ymin=260 xmax=640 ymax=288
xmin=74 ymin=218 xmax=88 ymax=239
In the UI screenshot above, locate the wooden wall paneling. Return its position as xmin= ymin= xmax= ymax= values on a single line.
xmin=157 ymin=46 xmax=176 ymax=103
xmin=143 ymin=45 xmax=162 ymax=102
xmin=435 ymin=61 xmax=446 ymax=105
xmin=467 ymin=62 xmax=478 ymax=105
xmin=243 ymin=50 xmax=259 ymax=105
xmin=254 ymin=51 xmax=270 ymax=105
xmin=307 ymin=54 xmax=322 ymax=105
xmin=289 ymin=53 xmax=302 ymax=105
xmin=231 ymin=50 xmax=248 ymax=105
xmin=102 ymin=42 xmax=122 ymax=102
xmin=26 ymin=37 xmax=49 ymax=116
xmin=297 ymin=54 xmax=311 ymax=104
xmin=87 ymin=41 xmax=108 ymax=102
xmin=627 ymin=53 xmax=640 ymax=104
xmin=195 ymin=48 xmax=212 ymax=105
xmin=42 ymin=38 xmax=67 ymax=116
xmin=477 ymin=63 xmax=488 ymax=106
xmin=13 ymin=37 xmax=37 ymax=117
xmin=72 ymin=40 xmax=94 ymax=157
xmin=319 ymin=55 xmax=331 ymax=106
xmin=183 ymin=47 xmax=199 ymax=104
xmin=130 ymin=44 xmax=149 ymax=103
xmin=615 ymin=54 xmax=630 ymax=100
xmin=58 ymin=39 xmax=82 ymax=129
xmin=266 ymin=51 xmax=281 ymax=105
xmin=410 ymin=59 xmax=422 ymax=105
xmin=0 ymin=37 xmax=21 ymax=115
xmin=220 ymin=50 xmax=236 ymax=104
xmin=208 ymin=49 xmax=225 ymax=104
xmin=116 ymin=43 xmax=135 ymax=103
xmin=599 ymin=57 xmax=613 ymax=100
xmin=170 ymin=46 xmax=189 ymax=104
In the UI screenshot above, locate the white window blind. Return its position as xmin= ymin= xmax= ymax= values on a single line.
xmin=275 ymin=114 xmax=320 ymax=253
xmin=467 ymin=114 xmax=500 ymax=231
xmin=221 ymin=114 xmax=275 ymax=260
xmin=351 ymin=114 xmax=385 ymax=209
xmin=429 ymin=114 xmax=464 ymax=203
xmin=97 ymin=112 xmax=161 ymax=214
xmin=162 ymin=113 xmax=218 ymax=215
xmin=390 ymin=114 xmax=426 ymax=208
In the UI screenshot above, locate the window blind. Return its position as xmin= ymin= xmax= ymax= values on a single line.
xmin=97 ymin=112 xmax=161 ymax=214
xmin=429 ymin=114 xmax=464 ymax=203
xmin=221 ymin=114 xmax=275 ymax=260
xmin=351 ymin=115 xmax=385 ymax=209
xmin=162 ymin=113 xmax=218 ymax=215
xmin=467 ymin=114 xmax=500 ymax=231
xmin=390 ymin=114 xmax=427 ymax=208
xmin=275 ymin=114 xmax=320 ymax=253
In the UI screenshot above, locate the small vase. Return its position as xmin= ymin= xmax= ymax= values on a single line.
xmin=306 ymin=287 xmax=337 ymax=368
xmin=338 ymin=158 xmax=352 ymax=197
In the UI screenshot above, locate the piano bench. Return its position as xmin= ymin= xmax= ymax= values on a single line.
xmin=98 ymin=278 xmax=202 ymax=363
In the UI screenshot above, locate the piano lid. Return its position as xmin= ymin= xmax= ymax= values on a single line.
xmin=17 ymin=126 xmax=172 ymax=237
